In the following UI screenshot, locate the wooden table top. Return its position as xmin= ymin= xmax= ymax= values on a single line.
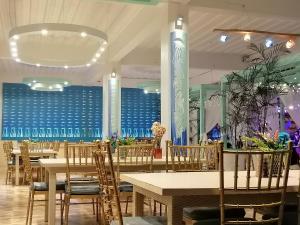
xmin=120 ymin=170 xmax=300 ymax=196
xmin=12 ymin=149 xmax=57 ymax=155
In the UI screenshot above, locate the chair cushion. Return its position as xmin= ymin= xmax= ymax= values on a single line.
xmin=111 ymin=216 xmax=166 ymax=225
xmin=261 ymin=204 xmax=298 ymax=225
xmin=32 ymin=182 xmax=48 ymax=191
xmin=67 ymin=184 xmax=100 ymax=195
xmin=119 ymin=181 xmax=133 ymax=192
xmin=183 ymin=207 xmax=245 ymax=220
xmin=32 ymin=181 xmax=66 ymax=191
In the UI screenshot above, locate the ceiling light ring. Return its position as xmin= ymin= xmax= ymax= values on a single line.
xmin=9 ymin=23 xmax=108 ymax=68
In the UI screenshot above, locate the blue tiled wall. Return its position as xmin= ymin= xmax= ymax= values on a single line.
xmin=2 ymin=83 xmax=102 ymax=141
xmin=121 ymin=88 xmax=160 ymax=138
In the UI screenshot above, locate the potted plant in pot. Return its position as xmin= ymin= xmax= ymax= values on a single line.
xmin=151 ymin=122 xmax=166 ymax=159
xmin=242 ymin=131 xmax=289 ymax=177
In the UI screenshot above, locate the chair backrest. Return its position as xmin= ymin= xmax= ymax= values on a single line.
xmin=116 ymin=143 xmax=155 ymax=173
xmin=219 ymin=141 xmax=292 ymax=225
xmin=50 ymin=141 xmax=60 ymax=152
xmin=166 ymin=140 xmax=218 ymax=172
xmin=20 ymin=142 xmax=34 ymax=185
xmin=94 ymin=141 xmax=123 ymax=225
xmin=3 ymin=141 xmax=13 ymax=163
xmin=64 ymin=141 xmax=99 ymax=192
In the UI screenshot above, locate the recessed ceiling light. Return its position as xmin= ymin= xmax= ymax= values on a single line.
xmin=220 ymin=34 xmax=228 ymax=43
xmin=95 ymin=53 xmax=100 ymax=58
xmin=11 ymin=47 xmax=17 ymax=52
xmin=86 ymin=63 xmax=91 ymax=67
xmin=243 ymin=33 xmax=251 ymax=42
xmin=33 ymin=80 xmax=37 ymax=83
xmin=15 ymin=58 xmax=20 ymax=62
xmin=12 ymin=52 xmax=18 ymax=57
xmin=100 ymin=47 xmax=105 ymax=52
xmin=49 ymin=86 xmax=53 ymax=90
xmin=13 ymin=35 xmax=19 ymax=40
xmin=64 ymin=81 xmax=69 ymax=85
xmin=144 ymin=90 xmax=148 ymax=94
xmin=265 ymin=38 xmax=273 ymax=48
xmin=59 ymin=88 xmax=63 ymax=92
xmin=286 ymin=39 xmax=295 ymax=49
xmin=10 ymin=41 xmax=16 ymax=46
xmin=28 ymin=83 xmax=32 ymax=87
xmin=81 ymin=32 xmax=87 ymax=38
xmin=294 ymin=77 xmax=297 ymax=80
xmin=41 ymin=29 xmax=48 ymax=36
xmin=32 ymin=87 xmax=36 ymax=90
xmin=36 ymin=63 xmax=40 ymax=67
xmin=92 ymin=58 xmax=97 ymax=62
xmin=155 ymin=89 xmax=159 ymax=92
xmin=103 ymin=41 xmax=107 ymax=45
xmin=64 ymin=65 xmax=69 ymax=69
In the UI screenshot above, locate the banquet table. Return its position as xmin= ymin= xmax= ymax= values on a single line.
xmin=120 ymin=170 xmax=300 ymax=225
xmin=39 ymin=156 xmax=170 ymax=225
xmin=12 ymin=149 xmax=57 ymax=185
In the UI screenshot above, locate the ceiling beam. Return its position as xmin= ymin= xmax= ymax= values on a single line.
xmin=122 ymin=47 xmax=245 ymax=70
xmin=108 ymin=6 xmax=162 ymax=62
xmin=189 ymin=0 xmax=300 ymax=19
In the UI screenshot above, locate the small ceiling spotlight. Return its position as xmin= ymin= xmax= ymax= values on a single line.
xmin=265 ymin=38 xmax=273 ymax=48
xmin=243 ymin=33 xmax=251 ymax=42
xmin=49 ymin=86 xmax=53 ymax=90
xmin=11 ymin=47 xmax=17 ymax=52
xmin=15 ymin=58 xmax=20 ymax=62
xmin=80 ymin=32 xmax=87 ymax=38
xmin=64 ymin=81 xmax=69 ymax=85
xmin=64 ymin=65 xmax=68 ymax=69
xmin=111 ymin=72 xmax=117 ymax=78
xmin=286 ymin=39 xmax=295 ymax=49
xmin=12 ymin=52 xmax=18 ymax=57
xmin=144 ymin=89 xmax=148 ymax=94
xmin=36 ymin=63 xmax=40 ymax=67
xmin=100 ymin=47 xmax=105 ymax=52
xmin=10 ymin=41 xmax=16 ymax=46
xmin=95 ymin=53 xmax=100 ymax=58
xmin=220 ymin=34 xmax=229 ymax=43
xmin=13 ymin=35 xmax=19 ymax=40
xmin=86 ymin=63 xmax=91 ymax=67
xmin=33 ymin=80 xmax=37 ymax=83
xmin=41 ymin=29 xmax=48 ymax=36
xmin=103 ymin=41 xmax=108 ymax=45
xmin=92 ymin=58 xmax=97 ymax=62
xmin=175 ymin=17 xmax=183 ymax=29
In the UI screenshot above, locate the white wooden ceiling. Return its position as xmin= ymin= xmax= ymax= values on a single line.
xmin=0 ymin=0 xmax=299 ymax=86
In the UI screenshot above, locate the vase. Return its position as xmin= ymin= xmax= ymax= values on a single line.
xmin=154 ymin=148 xmax=162 ymax=159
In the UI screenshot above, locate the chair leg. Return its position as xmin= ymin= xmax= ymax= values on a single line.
xmin=26 ymin=190 xmax=32 ymax=225
xmin=147 ymin=198 xmax=152 ymax=216
xmin=5 ymin=168 xmax=8 ymax=185
xmin=60 ymin=193 xmax=64 ymax=225
xmin=153 ymin=200 xmax=157 ymax=216
xmin=29 ymin=190 xmax=35 ymax=225
xmin=125 ymin=196 xmax=131 ymax=215
xmin=64 ymin=195 xmax=70 ymax=225
xmin=96 ymin=198 xmax=99 ymax=221
xmin=92 ymin=198 xmax=95 ymax=215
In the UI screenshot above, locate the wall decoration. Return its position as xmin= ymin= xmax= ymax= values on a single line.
xmin=121 ymin=88 xmax=160 ymax=138
xmin=170 ymin=31 xmax=188 ymax=145
xmin=2 ymin=83 xmax=102 ymax=141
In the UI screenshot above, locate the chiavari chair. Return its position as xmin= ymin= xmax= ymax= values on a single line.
xmin=219 ymin=141 xmax=292 ymax=225
xmin=21 ymin=142 xmax=65 ymax=225
xmin=93 ymin=141 xmax=166 ymax=225
xmin=63 ymin=141 xmax=101 ymax=225
xmin=3 ymin=141 xmax=15 ymax=184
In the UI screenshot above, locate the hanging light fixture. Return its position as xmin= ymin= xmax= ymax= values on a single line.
xmin=286 ymin=39 xmax=296 ymax=49
xmin=243 ymin=33 xmax=251 ymax=42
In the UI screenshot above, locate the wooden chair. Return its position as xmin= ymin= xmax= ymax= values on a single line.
xmin=116 ymin=143 xmax=155 ymax=214
xmin=3 ymin=141 xmax=15 ymax=184
xmin=219 ymin=141 xmax=292 ymax=225
xmin=93 ymin=141 xmax=166 ymax=225
xmin=20 ymin=142 xmax=65 ymax=225
xmin=166 ymin=140 xmax=218 ymax=172
xmin=63 ymin=142 xmax=101 ymax=225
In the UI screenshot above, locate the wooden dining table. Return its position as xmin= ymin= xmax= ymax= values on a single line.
xmin=120 ymin=170 xmax=300 ymax=225
xmin=12 ymin=149 xmax=57 ymax=185
xmin=39 ymin=156 xmax=170 ymax=225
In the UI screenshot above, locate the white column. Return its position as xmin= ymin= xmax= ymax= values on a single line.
xmin=102 ymin=63 xmax=121 ymax=139
xmin=161 ymin=2 xmax=189 ymax=151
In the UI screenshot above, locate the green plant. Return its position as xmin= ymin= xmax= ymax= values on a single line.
xmin=220 ymin=42 xmax=293 ymax=145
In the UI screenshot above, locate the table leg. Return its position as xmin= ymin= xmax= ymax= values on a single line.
xmin=166 ymin=197 xmax=182 ymax=225
xmin=133 ymin=186 xmax=144 ymax=216
xmin=15 ymin=155 xmax=19 ymax=185
xmin=48 ymin=170 xmax=56 ymax=225
xmin=44 ymin=171 xmax=49 ymax=222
